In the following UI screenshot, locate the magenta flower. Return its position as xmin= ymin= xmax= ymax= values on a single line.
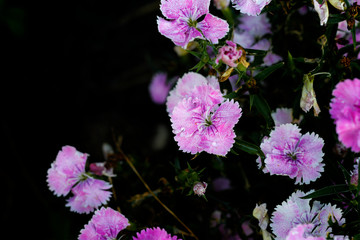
xmin=231 ymin=0 xmax=272 ymax=16
xmin=215 ymin=40 xmax=243 ymax=67
xmin=157 ymin=0 xmax=229 ymax=48
xmin=260 ymin=124 xmax=324 ymax=184
xmin=285 ymin=224 xmax=325 ymax=240
xmin=66 ymin=178 xmax=112 ymax=214
xmin=166 ymin=72 xmax=220 ymax=114
xmin=149 ymin=72 xmax=175 ymax=105
xmin=133 ymin=227 xmax=181 ymax=240
xmin=330 ymin=78 xmax=360 ymax=152
xmin=169 ymin=73 xmax=242 ymax=156
xmin=271 ymin=190 xmax=344 ymax=240
xmin=47 ymin=145 xmax=88 ymax=196
xmin=78 ymin=207 xmax=130 ymax=240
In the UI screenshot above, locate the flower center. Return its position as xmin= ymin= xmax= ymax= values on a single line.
xmin=286 ymin=152 xmax=297 ymax=161
xmin=187 ymin=18 xmax=198 ymax=28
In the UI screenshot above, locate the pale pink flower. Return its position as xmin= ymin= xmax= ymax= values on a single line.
xmin=166 ymin=72 xmax=220 ymax=114
xmin=133 ymin=227 xmax=181 ymax=240
xmin=260 ymin=124 xmax=325 ymax=184
xmin=231 ymin=0 xmax=272 ymax=16
xmin=149 ymin=72 xmax=175 ymax=104
xmin=330 ymin=78 xmax=360 ymax=152
xmin=66 ymin=178 xmax=112 ymax=214
xmin=215 ymin=40 xmax=243 ymax=67
xmin=78 ymin=207 xmax=130 ymax=240
xmin=271 ymin=108 xmax=294 ymax=127
xmin=271 ymin=190 xmax=345 ymax=240
xmin=193 ymin=181 xmax=208 ymax=196
xmin=285 ymin=224 xmax=325 ymax=240
xmin=47 ymin=145 xmax=88 ymax=196
xmin=350 ymin=158 xmax=359 ymax=185
xmin=157 ymin=0 xmax=229 ymax=48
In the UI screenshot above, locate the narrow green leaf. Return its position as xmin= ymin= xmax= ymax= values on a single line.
xmin=301 ymin=184 xmax=350 ymax=199
xmin=252 ymin=94 xmax=274 ymax=128
xmin=327 ymin=14 xmax=346 ymax=25
xmin=337 ymin=161 xmax=351 ymax=183
xmin=244 ymin=48 xmax=268 ymax=56
xmin=224 ymin=91 xmax=238 ymax=99
xmin=352 ymin=25 xmax=357 ymax=51
xmin=186 ymin=50 xmax=202 ymax=59
xmin=249 ymin=94 xmax=254 ymax=111
xmin=254 ymin=62 xmax=284 ymax=82
xmin=234 ymin=139 xmax=265 ymax=160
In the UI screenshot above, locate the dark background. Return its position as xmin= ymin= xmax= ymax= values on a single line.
xmin=2 ymin=0 xmax=182 ymax=238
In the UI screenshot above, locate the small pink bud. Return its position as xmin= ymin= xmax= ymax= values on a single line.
xmin=193 ymin=182 xmax=208 ymax=196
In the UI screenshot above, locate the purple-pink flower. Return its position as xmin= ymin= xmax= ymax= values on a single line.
xmin=149 ymin=72 xmax=175 ymax=105
xmin=271 ymin=190 xmax=344 ymax=240
xmin=157 ymin=0 xmax=229 ymax=48
xmin=78 ymin=207 xmax=130 ymax=240
xmin=231 ymin=0 xmax=272 ymax=16
xmin=259 ymin=123 xmax=324 ymax=184
xmin=133 ymin=227 xmax=181 ymax=240
xmin=47 ymin=145 xmax=88 ymax=197
xmin=285 ymin=224 xmax=325 ymax=240
xmin=47 ymin=145 xmax=113 ymax=214
xmin=169 ymin=72 xmax=242 ymax=156
xmin=330 ymin=78 xmax=360 ymax=152
xmin=215 ymin=40 xmax=243 ymax=67
xmin=66 ymin=178 xmax=112 ymax=214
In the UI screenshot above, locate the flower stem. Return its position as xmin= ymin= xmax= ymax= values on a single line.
xmin=113 ymin=137 xmax=199 ymax=240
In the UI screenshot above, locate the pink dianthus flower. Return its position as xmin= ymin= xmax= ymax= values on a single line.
xmin=215 ymin=40 xmax=243 ymax=67
xmin=47 ymin=145 xmax=88 ymax=196
xmin=330 ymin=78 xmax=360 ymax=152
xmin=157 ymin=0 xmax=229 ymax=48
xmin=133 ymin=227 xmax=181 ymax=240
xmin=259 ymin=124 xmax=324 ymax=184
xmin=169 ymin=72 xmax=242 ymax=156
xmin=271 ymin=190 xmax=345 ymax=240
xmin=285 ymin=224 xmax=325 ymax=240
xmin=66 ymin=178 xmax=112 ymax=214
xmin=231 ymin=0 xmax=272 ymax=16
xmin=149 ymin=72 xmax=175 ymax=105
xmin=78 ymin=207 xmax=130 ymax=240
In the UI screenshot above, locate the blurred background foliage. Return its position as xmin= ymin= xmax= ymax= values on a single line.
xmin=2 ymin=0 xmax=360 ymax=239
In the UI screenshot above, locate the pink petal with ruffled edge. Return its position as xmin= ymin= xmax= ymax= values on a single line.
xmin=133 ymin=227 xmax=181 ymax=240
xmin=197 ymin=13 xmax=229 ymax=44
xmin=231 ymin=0 xmax=270 ymax=16
xmin=336 ymin=111 xmax=360 ymax=152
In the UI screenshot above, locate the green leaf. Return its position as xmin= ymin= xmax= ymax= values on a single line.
xmin=251 ymin=94 xmax=274 ymax=128
xmin=337 ymin=161 xmax=351 ymax=183
xmin=301 ymin=184 xmax=350 ymax=199
xmin=244 ymin=48 xmax=268 ymax=56
xmin=352 ymin=24 xmax=357 ymax=51
xmin=327 ymin=14 xmax=346 ymax=25
xmin=234 ymin=138 xmax=265 ymax=160
xmin=254 ymin=62 xmax=284 ymax=82
xmin=224 ymin=91 xmax=238 ymax=99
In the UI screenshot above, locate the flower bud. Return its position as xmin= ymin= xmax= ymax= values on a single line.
xmin=193 ymin=182 xmax=208 ymax=196
xmin=300 ymin=73 xmax=321 ymax=116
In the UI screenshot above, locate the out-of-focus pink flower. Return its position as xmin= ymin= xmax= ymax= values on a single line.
xmin=79 ymin=207 xmax=129 ymax=240
xmin=157 ymin=0 xmax=229 ymax=48
xmin=133 ymin=227 xmax=181 ymax=240
xmin=330 ymin=78 xmax=360 ymax=152
xmin=350 ymin=158 xmax=359 ymax=185
xmin=149 ymin=72 xmax=175 ymax=104
xmin=47 ymin=145 xmax=88 ymax=197
xmin=216 ymin=40 xmax=243 ymax=67
xmin=66 ymin=178 xmax=112 ymax=214
xmin=260 ymin=124 xmax=324 ymax=184
xmin=271 ymin=190 xmax=345 ymax=240
xmin=193 ymin=181 xmax=208 ymax=196
xmin=285 ymin=224 xmax=325 ymax=240
xmin=212 ymin=177 xmax=232 ymax=191
xmin=271 ymin=108 xmax=294 ymax=127
xmin=231 ymin=0 xmax=272 ymax=16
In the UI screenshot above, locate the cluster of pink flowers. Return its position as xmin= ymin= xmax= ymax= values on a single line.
xmin=259 ymin=123 xmax=325 ymax=184
xmin=167 ymin=72 xmax=242 ymax=156
xmin=157 ymin=0 xmax=229 ymax=48
xmin=271 ymin=190 xmax=345 ymax=240
xmin=47 ymin=146 xmax=112 ymax=214
xmin=329 ymin=78 xmax=360 ymax=153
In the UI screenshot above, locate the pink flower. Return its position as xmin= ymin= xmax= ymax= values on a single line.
xmin=78 ymin=207 xmax=130 ymax=240
xmin=170 ymin=73 xmax=242 ymax=156
xmin=271 ymin=190 xmax=345 ymax=240
xmin=66 ymin=178 xmax=112 ymax=214
xmin=149 ymin=72 xmax=175 ymax=104
xmin=330 ymin=78 xmax=360 ymax=152
xmin=47 ymin=145 xmax=88 ymax=196
xmin=166 ymin=72 xmax=220 ymax=114
xmin=260 ymin=124 xmax=324 ymax=184
xmin=212 ymin=177 xmax=232 ymax=191
xmin=271 ymin=108 xmax=294 ymax=127
xmin=215 ymin=40 xmax=243 ymax=67
xmin=231 ymin=0 xmax=272 ymax=16
xmin=133 ymin=227 xmax=181 ymax=240
xmin=157 ymin=0 xmax=229 ymax=48
xmin=350 ymin=158 xmax=359 ymax=186
xmin=285 ymin=224 xmax=325 ymax=240
xmin=193 ymin=181 xmax=208 ymax=196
